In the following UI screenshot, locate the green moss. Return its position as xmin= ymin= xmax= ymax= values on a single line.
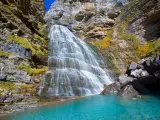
xmin=18 ymin=63 xmax=48 ymax=76
xmin=0 ymin=81 xmax=16 ymax=92
xmin=33 ymin=34 xmax=47 ymax=44
xmin=8 ymin=35 xmax=36 ymax=55
xmin=8 ymin=34 xmax=48 ymax=57
xmin=33 ymin=44 xmax=48 ymax=56
xmin=0 ymin=50 xmax=11 ymax=57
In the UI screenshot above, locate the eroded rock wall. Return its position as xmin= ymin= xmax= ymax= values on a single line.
xmin=0 ymin=0 xmax=48 ymax=114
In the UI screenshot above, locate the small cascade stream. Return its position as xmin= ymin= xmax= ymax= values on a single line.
xmin=38 ymin=25 xmax=113 ymax=97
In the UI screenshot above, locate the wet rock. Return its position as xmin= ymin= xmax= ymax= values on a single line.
xmin=101 ymin=82 xmax=120 ymax=95
xmin=118 ymin=85 xmax=139 ymax=98
xmin=0 ymin=73 xmax=7 ymax=81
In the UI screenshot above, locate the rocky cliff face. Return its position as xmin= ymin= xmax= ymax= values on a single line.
xmin=44 ymin=0 xmax=129 ymax=76
xmin=108 ymin=0 xmax=160 ymax=75
xmin=0 ymin=0 xmax=48 ymax=114
xmin=45 ymin=0 xmax=160 ymax=97
xmin=0 ymin=0 xmax=48 ymax=60
xmin=44 ymin=0 xmax=128 ymax=39
xmin=102 ymin=0 xmax=160 ymax=98
xmin=0 ymin=0 xmax=45 ymax=39
xmin=123 ymin=0 xmax=160 ymax=42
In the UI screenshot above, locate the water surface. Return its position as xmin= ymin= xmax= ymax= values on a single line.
xmin=1 ymin=94 xmax=160 ymax=120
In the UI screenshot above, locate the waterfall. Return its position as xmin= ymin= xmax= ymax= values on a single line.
xmin=38 ymin=25 xmax=113 ymax=98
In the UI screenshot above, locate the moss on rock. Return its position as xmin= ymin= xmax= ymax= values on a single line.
xmin=8 ymin=35 xmax=36 ymax=55
xmin=18 ymin=63 xmax=48 ymax=76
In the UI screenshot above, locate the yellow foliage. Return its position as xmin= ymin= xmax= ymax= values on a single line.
xmin=95 ymin=36 xmax=111 ymax=49
xmin=94 ymin=30 xmax=113 ymax=49
xmin=90 ymin=41 xmax=95 ymax=45
xmin=137 ymin=43 xmax=150 ymax=56
xmin=120 ymin=69 xmax=126 ymax=74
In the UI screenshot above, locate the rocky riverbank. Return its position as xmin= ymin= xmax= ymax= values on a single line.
xmin=0 ymin=95 xmax=84 ymax=116
xmin=102 ymin=55 xmax=160 ymax=98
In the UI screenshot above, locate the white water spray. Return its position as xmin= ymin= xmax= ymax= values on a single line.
xmin=39 ymin=25 xmax=112 ymax=97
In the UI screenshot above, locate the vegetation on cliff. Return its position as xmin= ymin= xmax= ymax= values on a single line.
xmin=0 ymin=0 xmax=48 ymax=110
xmin=18 ymin=63 xmax=48 ymax=76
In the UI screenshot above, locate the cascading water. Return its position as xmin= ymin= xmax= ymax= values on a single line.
xmin=38 ymin=25 xmax=113 ymax=98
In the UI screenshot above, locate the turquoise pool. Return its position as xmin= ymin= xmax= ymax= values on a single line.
xmin=1 ymin=94 xmax=160 ymax=120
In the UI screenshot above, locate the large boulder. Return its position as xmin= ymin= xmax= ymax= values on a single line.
xmin=132 ymin=75 xmax=159 ymax=93
xmin=101 ymin=82 xmax=121 ymax=95
xmin=118 ymin=85 xmax=139 ymax=98
xmin=130 ymin=69 xmax=149 ymax=78
xmin=143 ymin=59 xmax=160 ymax=74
